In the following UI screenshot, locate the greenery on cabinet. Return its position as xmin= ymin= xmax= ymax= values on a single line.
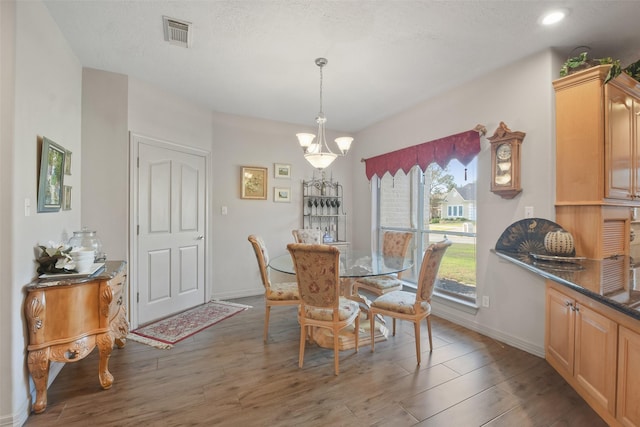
xmin=559 ymin=52 xmax=640 ymax=84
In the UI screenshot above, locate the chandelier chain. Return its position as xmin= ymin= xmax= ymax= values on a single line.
xmin=319 ymin=61 xmax=324 ymax=115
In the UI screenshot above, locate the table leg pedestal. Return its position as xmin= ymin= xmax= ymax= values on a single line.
xmin=311 ymin=313 xmax=388 ymax=351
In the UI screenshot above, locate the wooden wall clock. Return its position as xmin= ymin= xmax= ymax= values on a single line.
xmin=488 ymin=122 xmax=526 ymax=199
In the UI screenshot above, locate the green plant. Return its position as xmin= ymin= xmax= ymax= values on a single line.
xmin=623 ymin=58 xmax=640 ymax=82
xmin=559 ymin=52 xmax=620 ymax=78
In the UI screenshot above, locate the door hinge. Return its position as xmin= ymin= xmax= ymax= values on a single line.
xmin=137 ymin=157 xmax=139 ymax=168
xmin=137 ymin=292 xmax=139 ymax=303
xmin=137 ymin=224 xmax=139 ymax=235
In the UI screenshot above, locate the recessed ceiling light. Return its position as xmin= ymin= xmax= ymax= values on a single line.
xmin=540 ymin=9 xmax=568 ymax=26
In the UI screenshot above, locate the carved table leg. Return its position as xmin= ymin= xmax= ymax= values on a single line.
xmin=111 ymin=308 xmax=129 ymax=349
xmin=27 ymin=348 xmax=50 ymax=414
xmin=97 ymin=333 xmax=114 ymax=389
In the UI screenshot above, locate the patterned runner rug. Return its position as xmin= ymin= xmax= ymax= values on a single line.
xmin=127 ymin=300 xmax=251 ymax=349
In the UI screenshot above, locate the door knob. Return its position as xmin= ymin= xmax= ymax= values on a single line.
xmin=196 ymin=235 xmax=204 ymax=240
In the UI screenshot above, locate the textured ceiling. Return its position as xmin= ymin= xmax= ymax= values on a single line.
xmin=43 ymin=0 xmax=640 ymax=132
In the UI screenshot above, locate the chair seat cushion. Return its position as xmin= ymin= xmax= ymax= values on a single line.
xmin=357 ymin=275 xmax=402 ymax=291
xmin=266 ymin=282 xmax=299 ymax=301
xmin=371 ymin=291 xmax=430 ymax=315
xmin=304 ymin=297 xmax=360 ymax=321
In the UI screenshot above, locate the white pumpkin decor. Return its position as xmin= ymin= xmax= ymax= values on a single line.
xmin=544 ymin=229 xmax=575 ymax=256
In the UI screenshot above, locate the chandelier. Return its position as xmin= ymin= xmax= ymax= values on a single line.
xmin=297 ymin=58 xmax=353 ymax=169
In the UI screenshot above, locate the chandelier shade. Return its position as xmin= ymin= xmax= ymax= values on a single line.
xmin=297 ymin=58 xmax=353 ymax=169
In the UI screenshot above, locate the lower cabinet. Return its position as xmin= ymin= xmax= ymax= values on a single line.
xmin=546 ymin=283 xmax=640 ymax=427
xmin=546 ymin=287 xmax=617 ymax=416
xmin=617 ymin=326 xmax=640 ymax=427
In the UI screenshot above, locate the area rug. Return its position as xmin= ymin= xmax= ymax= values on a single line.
xmin=127 ymin=300 xmax=251 ymax=349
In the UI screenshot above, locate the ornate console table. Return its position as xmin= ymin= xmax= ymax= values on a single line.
xmin=25 ymin=261 xmax=129 ymax=413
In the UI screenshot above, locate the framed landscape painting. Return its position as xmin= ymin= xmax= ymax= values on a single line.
xmin=274 ymin=187 xmax=291 ymax=202
xmin=274 ymin=163 xmax=291 ymax=179
xmin=37 ymin=137 xmax=66 ymax=212
xmin=241 ymin=166 xmax=268 ymax=199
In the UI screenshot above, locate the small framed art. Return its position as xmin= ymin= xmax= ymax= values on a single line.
xmin=274 ymin=187 xmax=291 ymax=202
xmin=64 ymin=150 xmax=72 ymax=175
xmin=274 ymin=163 xmax=291 ymax=179
xmin=241 ymin=166 xmax=268 ymax=199
xmin=37 ymin=137 xmax=66 ymax=212
xmin=62 ymin=186 xmax=72 ymax=210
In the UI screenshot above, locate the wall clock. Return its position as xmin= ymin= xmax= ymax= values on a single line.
xmin=488 ymin=122 xmax=526 ymax=199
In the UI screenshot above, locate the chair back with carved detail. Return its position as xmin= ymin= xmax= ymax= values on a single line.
xmin=287 ymin=243 xmax=360 ymax=375
xmin=292 ymin=229 xmax=323 ymax=244
xmin=248 ymin=235 xmax=300 ymax=343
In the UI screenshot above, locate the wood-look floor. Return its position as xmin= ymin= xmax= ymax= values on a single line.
xmin=25 ymin=295 xmax=607 ymax=427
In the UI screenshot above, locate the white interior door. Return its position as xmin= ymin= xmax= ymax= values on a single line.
xmin=136 ymin=138 xmax=206 ymax=324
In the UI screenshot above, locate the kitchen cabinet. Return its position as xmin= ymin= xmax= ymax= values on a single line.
xmin=546 ymin=286 xmax=617 ymax=418
xmin=25 ymin=261 xmax=128 ymax=413
xmin=617 ymin=326 xmax=640 ymax=427
xmin=302 ymin=178 xmax=347 ymax=244
xmin=545 ymin=281 xmax=640 ymax=426
xmin=553 ymin=65 xmax=640 ymax=258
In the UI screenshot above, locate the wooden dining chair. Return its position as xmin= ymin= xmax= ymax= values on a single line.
xmin=292 ymin=229 xmax=323 ymax=244
xmin=287 ymin=243 xmax=360 ymax=375
xmin=248 ymin=235 xmax=300 ymax=343
xmin=354 ymin=231 xmax=413 ymax=296
xmin=369 ymin=239 xmax=451 ymax=364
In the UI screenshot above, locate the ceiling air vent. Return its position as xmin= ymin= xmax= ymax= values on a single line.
xmin=163 ymin=16 xmax=192 ymax=48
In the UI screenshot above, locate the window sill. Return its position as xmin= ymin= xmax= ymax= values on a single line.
xmin=431 ymin=291 xmax=479 ymax=315
xmin=401 ymin=282 xmax=479 ymax=315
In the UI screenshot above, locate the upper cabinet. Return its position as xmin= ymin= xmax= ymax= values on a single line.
xmin=554 ymin=65 xmax=640 ymax=203
xmin=606 ymin=82 xmax=640 ymax=200
xmin=553 ymin=66 xmax=640 ymax=258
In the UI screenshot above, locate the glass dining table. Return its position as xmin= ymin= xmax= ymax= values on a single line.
xmin=269 ymin=249 xmax=413 ymax=350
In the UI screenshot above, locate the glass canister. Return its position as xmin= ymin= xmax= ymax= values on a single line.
xmin=68 ymin=227 xmax=105 ymax=262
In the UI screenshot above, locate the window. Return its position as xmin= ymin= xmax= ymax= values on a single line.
xmin=375 ymin=159 xmax=477 ymax=303
xmin=447 ymin=205 xmax=463 ymax=218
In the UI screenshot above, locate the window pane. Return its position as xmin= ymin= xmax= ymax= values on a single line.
xmin=379 ymin=169 xmax=414 ymax=229
xmin=428 ymin=159 xmax=477 ymax=301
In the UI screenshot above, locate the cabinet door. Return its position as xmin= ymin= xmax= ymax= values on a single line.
xmin=606 ymin=85 xmax=634 ymax=200
xmin=617 ymin=326 xmax=640 ymax=427
xmin=574 ymin=303 xmax=618 ymax=415
xmin=635 ymin=100 xmax=640 ymax=199
xmin=546 ymin=288 xmax=575 ymax=375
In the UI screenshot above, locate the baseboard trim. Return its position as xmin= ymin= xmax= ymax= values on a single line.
xmin=212 ymin=289 xmax=263 ymax=301
xmin=431 ymin=301 xmax=545 ymax=358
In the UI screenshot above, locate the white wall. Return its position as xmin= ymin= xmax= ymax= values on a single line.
xmin=4 ymin=1 xmax=83 ymax=425
xmin=0 ymin=1 xmax=17 ymax=424
xmin=349 ymin=49 xmax=563 ymax=356
xmin=81 ymin=69 xmax=129 ymax=261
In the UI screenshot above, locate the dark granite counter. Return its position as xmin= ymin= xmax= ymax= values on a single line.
xmin=493 ymin=250 xmax=640 ymax=321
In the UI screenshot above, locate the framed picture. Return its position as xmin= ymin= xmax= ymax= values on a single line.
xmin=241 ymin=166 xmax=268 ymax=199
xmin=64 ymin=150 xmax=72 ymax=175
xmin=274 ymin=163 xmax=291 ymax=179
xmin=62 ymin=186 xmax=72 ymax=210
xmin=37 ymin=137 xmax=66 ymax=212
xmin=274 ymin=187 xmax=291 ymax=203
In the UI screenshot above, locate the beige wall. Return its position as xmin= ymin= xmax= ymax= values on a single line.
xmin=350 ymin=49 xmax=562 ymax=355
xmin=4 ymin=1 xmax=83 ymax=424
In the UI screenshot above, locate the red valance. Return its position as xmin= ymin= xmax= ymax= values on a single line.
xmin=364 ymin=127 xmax=485 ymax=180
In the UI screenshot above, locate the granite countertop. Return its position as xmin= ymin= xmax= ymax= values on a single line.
xmin=493 ymin=249 xmax=640 ymax=321
xmin=28 ymin=260 xmax=126 ymax=289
